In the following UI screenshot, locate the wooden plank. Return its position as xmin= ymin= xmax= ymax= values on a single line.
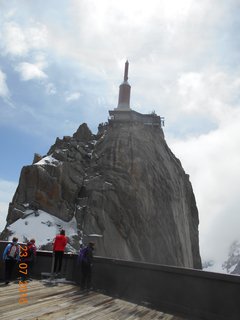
xmin=0 ymin=280 xmax=186 ymax=320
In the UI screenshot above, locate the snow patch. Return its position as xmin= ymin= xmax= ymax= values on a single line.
xmin=203 ymin=261 xmax=226 ymax=274
xmin=229 ymin=263 xmax=238 ymax=273
xmin=8 ymin=210 xmax=78 ymax=247
xmin=88 ymin=234 xmax=103 ymax=237
xmin=34 ymin=155 xmax=62 ymax=167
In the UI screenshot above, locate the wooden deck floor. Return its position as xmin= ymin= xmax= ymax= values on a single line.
xmin=0 ymin=280 xmax=185 ymax=320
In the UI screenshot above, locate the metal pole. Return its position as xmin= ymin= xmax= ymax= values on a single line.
xmin=50 ymin=252 xmax=55 ymax=279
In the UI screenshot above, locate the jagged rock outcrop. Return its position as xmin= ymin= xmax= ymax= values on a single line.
xmin=222 ymin=240 xmax=240 ymax=275
xmin=1 ymin=122 xmax=202 ymax=268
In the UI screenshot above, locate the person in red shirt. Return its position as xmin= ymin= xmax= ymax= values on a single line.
xmin=53 ymin=230 xmax=67 ymax=274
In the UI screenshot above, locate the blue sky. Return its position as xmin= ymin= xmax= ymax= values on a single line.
xmin=1 ymin=0 xmax=240 ymax=269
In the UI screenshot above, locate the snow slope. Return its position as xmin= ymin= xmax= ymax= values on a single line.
xmin=8 ymin=209 xmax=77 ymax=248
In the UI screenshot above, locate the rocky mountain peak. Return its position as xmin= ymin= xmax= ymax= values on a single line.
xmin=1 ymin=62 xmax=202 ymax=268
xmin=222 ymin=240 xmax=240 ymax=274
xmin=1 ymin=120 xmax=202 ymax=269
xmin=73 ymin=123 xmax=94 ymax=142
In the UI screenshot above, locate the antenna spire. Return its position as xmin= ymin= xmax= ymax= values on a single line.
xmin=124 ymin=60 xmax=129 ymax=82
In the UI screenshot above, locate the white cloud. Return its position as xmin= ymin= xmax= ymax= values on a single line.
xmin=0 ymin=69 xmax=10 ymax=98
xmin=65 ymin=92 xmax=81 ymax=102
xmin=15 ymin=62 xmax=47 ymax=81
xmin=0 ymin=179 xmax=17 ymax=232
xmin=177 ymin=71 xmax=240 ymax=119
xmin=44 ymin=0 xmax=218 ymax=75
xmin=169 ymin=107 xmax=240 ymax=264
xmin=1 ymin=22 xmax=27 ymax=56
xmin=1 ymin=21 xmax=48 ymax=57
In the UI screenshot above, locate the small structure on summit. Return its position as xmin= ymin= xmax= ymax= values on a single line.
xmin=109 ymin=61 xmax=162 ymax=126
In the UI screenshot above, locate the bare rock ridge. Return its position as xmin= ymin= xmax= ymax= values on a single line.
xmin=2 ymin=121 xmax=202 ymax=269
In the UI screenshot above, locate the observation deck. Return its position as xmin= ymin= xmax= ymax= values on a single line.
xmin=0 ymin=241 xmax=240 ymax=320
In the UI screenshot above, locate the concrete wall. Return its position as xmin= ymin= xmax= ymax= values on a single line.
xmin=0 ymin=241 xmax=239 ymax=320
xmin=93 ymin=257 xmax=240 ymax=320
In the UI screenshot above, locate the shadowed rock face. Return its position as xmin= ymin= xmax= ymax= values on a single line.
xmin=2 ymin=122 xmax=202 ymax=268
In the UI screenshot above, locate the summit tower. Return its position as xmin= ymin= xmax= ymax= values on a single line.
xmin=109 ymin=61 xmax=162 ymax=127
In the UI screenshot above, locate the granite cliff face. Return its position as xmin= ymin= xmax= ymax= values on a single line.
xmin=2 ymin=121 xmax=202 ymax=269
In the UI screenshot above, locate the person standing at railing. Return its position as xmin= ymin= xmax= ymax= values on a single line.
xmin=2 ymin=237 xmax=20 ymax=285
xmin=20 ymin=239 xmax=37 ymax=281
xmin=53 ymin=230 xmax=67 ymax=275
xmin=78 ymin=242 xmax=95 ymax=291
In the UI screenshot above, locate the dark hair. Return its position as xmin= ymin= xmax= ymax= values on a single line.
xmin=60 ymin=229 xmax=65 ymax=235
xmin=12 ymin=237 xmax=18 ymax=242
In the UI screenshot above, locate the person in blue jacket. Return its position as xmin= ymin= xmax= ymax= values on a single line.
xmin=2 ymin=237 xmax=20 ymax=284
